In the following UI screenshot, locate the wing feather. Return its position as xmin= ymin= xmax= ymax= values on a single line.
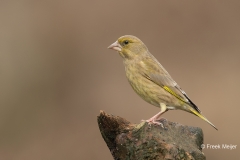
xmin=140 ymin=55 xmax=201 ymax=113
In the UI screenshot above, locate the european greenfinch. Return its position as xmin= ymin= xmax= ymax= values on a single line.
xmin=108 ymin=35 xmax=217 ymax=130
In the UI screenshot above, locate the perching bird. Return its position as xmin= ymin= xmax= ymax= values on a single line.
xmin=108 ymin=35 xmax=217 ymax=130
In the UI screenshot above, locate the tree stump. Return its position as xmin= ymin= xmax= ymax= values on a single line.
xmin=97 ymin=110 xmax=205 ymax=160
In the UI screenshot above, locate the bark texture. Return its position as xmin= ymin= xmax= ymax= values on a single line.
xmin=97 ymin=110 xmax=205 ymax=160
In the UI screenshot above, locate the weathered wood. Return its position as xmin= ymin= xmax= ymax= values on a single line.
xmin=98 ymin=110 xmax=205 ymax=160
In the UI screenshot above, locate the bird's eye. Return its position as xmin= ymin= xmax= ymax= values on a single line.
xmin=124 ymin=40 xmax=129 ymax=45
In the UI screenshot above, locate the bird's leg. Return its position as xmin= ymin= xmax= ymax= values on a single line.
xmin=143 ymin=103 xmax=167 ymax=126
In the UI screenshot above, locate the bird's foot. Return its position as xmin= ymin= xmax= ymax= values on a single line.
xmin=141 ymin=119 xmax=164 ymax=128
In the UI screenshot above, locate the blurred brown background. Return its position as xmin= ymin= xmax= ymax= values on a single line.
xmin=0 ymin=0 xmax=239 ymax=159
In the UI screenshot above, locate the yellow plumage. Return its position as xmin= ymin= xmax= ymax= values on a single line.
xmin=108 ymin=35 xmax=217 ymax=130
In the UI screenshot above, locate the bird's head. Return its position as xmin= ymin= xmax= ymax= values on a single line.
xmin=108 ymin=35 xmax=148 ymax=60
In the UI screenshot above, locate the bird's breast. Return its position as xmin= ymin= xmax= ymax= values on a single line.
xmin=125 ymin=64 xmax=161 ymax=107
xmin=124 ymin=63 xmax=182 ymax=108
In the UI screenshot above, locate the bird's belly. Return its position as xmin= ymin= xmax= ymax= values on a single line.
xmin=125 ymin=65 xmax=182 ymax=108
xmin=127 ymin=75 xmax=168 ymax=107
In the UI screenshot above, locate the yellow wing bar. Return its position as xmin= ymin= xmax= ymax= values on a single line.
xmin=163 ymin=86 xmax=186 ymax=103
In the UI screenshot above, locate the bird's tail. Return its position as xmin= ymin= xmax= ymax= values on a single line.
xmin=189 ymin=108 xmax=218 ymax=130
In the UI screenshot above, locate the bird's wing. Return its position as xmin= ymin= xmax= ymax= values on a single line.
xmin=140 ymin=56 xmax=201 ymax=113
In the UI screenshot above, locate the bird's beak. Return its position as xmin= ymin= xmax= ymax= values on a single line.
xmin=108 ymin=41 xmax=122 ymax=52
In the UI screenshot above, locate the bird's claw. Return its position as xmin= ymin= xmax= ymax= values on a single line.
xmin=141 ymin=119 xmax=164 ymax=128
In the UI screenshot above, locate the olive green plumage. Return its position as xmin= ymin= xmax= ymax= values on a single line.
xmin=108 ymin=35 xmax=217 ymax=130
